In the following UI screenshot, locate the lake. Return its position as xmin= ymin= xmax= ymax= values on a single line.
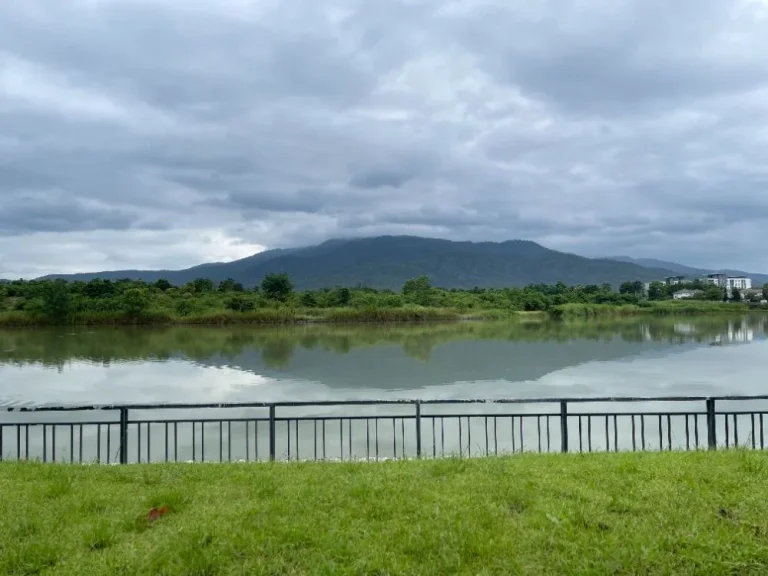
xmin=1 ymin=315 xmax=767 ymax=462
xmin=1 ymin=315 xmax=767 ymax=406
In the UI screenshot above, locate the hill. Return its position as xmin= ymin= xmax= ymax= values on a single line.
xmin=40 ymin=236 xmax=678 ymax=289
xmin=609 ymin=256 xmax=768 ymax=287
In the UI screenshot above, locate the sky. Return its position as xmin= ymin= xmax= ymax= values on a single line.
xmin=2 ymin=0 xmax=768 ymax=278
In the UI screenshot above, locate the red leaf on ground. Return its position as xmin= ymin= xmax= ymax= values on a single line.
xmin=147 ymin=505 xmax=169 ymax=523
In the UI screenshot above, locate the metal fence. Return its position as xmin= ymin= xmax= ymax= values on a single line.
xmin=2 ymin=396 xmax=768 ymax=464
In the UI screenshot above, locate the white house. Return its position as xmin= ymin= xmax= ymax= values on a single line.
xmin=673 ymin=289 xmax=700 ymax=300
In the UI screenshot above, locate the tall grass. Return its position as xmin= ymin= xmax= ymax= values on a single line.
xmin=552 ymin=301 xmax=751 ymax=319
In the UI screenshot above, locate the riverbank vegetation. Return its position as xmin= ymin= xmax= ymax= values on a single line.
xmin=0 ymin=274 xmax=766 ymax=326
xmin=3 ymin=451 xmax=768 ymax=575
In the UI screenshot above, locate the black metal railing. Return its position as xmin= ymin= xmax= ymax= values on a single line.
xmin=2 ymin=396 xmax=768 ymax=464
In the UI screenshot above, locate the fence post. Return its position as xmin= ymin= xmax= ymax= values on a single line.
xmin=706 ymin=398 xmax=717 ymax=450
xmin=415 ymin=401 xmax=422 ymax=459
xmin=269 ymin=405 xmax=276 ymax=461
xmin=119 ymin=407 xmax=129 ymax=464
xmin=560 ymin=401 xmax=569 ymax=453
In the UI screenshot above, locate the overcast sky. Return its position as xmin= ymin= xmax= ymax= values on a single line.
xmin=2 ymin=0 xmax=768 ymax=278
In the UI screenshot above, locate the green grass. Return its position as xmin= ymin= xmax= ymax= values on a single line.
xmin=3 ymin=452 xmax=768 ymax=575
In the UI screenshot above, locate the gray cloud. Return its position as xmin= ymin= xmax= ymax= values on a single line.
xmin=1 ymin=0 xmax=768 ymax=277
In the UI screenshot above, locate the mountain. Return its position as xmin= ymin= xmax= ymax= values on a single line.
xmin=40 ymin=236 xmax=680 ymax=289
xmin=609 ymin=256 xmax=768 ymax=287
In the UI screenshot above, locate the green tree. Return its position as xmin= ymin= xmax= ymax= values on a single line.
xmin=225 ymin=295 xmax=255 ymax=312
xmin=763 ymin=284 xmax=768 ymax=301
xmin=154 ymin=279 xmax=172 ymax=291
xmin=261 ymin=273 xmax=294 ymax=302
xmin=731 ymin=287 xmax=741 ymax=302
xmin=402 ymin=276 xmax=433 ymax=305
xmin=333 ymin=287 xmax=351 ymax=306
xmin=175 ymin=298 xmax=194 ymax=317
xmin=218 ymin=278 xmax=244 ymax=293
xmin=42 ymin=280 xmax=71 ymax=322
xmin=187 ymin=278 xmax=215 ymax=294
xmin=121 ymin=288 xmax=149 ymax=318
xmin=704 ymin=286 xmax=723 ymax=301
xmin=647 ymin=281 xmax=665 ymax=301
xmin=618 ymin=281 xmax=635 ymax=295
xmin=300 ymin=292 xmax=318 ymax=307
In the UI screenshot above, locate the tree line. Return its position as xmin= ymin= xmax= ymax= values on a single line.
xmin=1 ymin=274 xmax=766 ymax=322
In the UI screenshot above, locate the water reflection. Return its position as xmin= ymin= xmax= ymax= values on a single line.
xmin=0 ymin=315 xmax=766 ymax=407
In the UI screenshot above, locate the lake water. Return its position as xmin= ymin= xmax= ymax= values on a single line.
xmin=1 ymin=316 xmax=767 ymax=462
xmin=1 ymin=315 xmax=767 ymax=406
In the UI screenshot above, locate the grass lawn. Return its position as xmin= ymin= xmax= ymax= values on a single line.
xmin=2 ymin=452 xmax=768 ymax=575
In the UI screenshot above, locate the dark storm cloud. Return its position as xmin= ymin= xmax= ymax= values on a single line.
xmin=0 ymin=192 xmax=136 ymax=235
xmin=1 ymin=0 xmax=768 ymax=277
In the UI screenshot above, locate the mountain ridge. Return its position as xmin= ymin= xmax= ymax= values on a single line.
xmin=608 ymin=256 xmax=768 ymax=287
xmin=34 ymin=235 xmax=689 ymax=289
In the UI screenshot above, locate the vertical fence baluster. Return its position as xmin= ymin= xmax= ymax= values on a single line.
xmin=560 ymin=401 xmax=568 ymax=453
xmin=391 ymin=418 xmax=396 ymax=459
xmin=604 ymin=416 xmax=609 ymax=453
xmin=640 ymin=416 xmax=646 ymax=451
xmin=578 ymin=416 xmax=583 ymax=453
xmin=685 ymin=415 xmax=690 ymax=450
xmin=733 ymin=414 xmax=739 ymax=448
xmin=432 ymin=417 xmax=437 ymax=458
xmin=694 ymin=415 xmax=699 ymax=449
xmin=269 ymin=405 xmax=276 ymax=462
xmin=631 ymin=416 xmax=636 ymax=451
xmin=495 ymin=417 xmax=500 ymax=455
xmin=587 ymin=416 xmax=592 ymax=453
xmin=246 ymin=421 xmax=250 ymax=462
xmin=416 ymin=402 xmax=422 ymax=459
xmin=79 ymin=424 xmax=83 ymax=463
xmin=458 ymin=417 xmax=463 ymax=458
xmin=725 ymin=413 xmax=730 ymax=448
xmin=667 ymin=414 xmax=672 ymax=451
xmin=658 ymin=415 xmax=663 ymax=451
xmin=613 ymin=414 xmax=618 ymax=452
xmin=706 ymin=399 xmax=717 ymax=450
xmin=537 ymin=416 xmax=542 ymax=453
xmin=119 ymin=408 xmax=128 ymax=464
xmin=17 ymin=424 xmax=22 ymax=460
xmin=485 ymin=416 xmax=489 ymax=456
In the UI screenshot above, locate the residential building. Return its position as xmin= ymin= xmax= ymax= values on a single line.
xmin=727 ymin=276 xmax=752 ymax=290
xmin=705 ymin=273 xmax=728 ymax=287
xmin=665 ymin=276 xmax=686 ymax=286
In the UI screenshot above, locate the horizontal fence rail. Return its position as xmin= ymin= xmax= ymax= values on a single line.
xmin=2 ymin=396 xmax=768 ymax=464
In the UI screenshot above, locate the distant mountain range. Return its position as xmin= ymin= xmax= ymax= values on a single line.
xmin=28 ymin=236 xmax=768 ymax=290
xmin=607 ymin=256 xmax=768 ymax=287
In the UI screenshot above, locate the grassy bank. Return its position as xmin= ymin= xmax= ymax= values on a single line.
xmin=0 ymin=307 xmax=542 ymax=327
xmin=551 ymin=301 xmax=760 ymax=319
xmin=3 ymin=452 xmax=768 ymax=575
